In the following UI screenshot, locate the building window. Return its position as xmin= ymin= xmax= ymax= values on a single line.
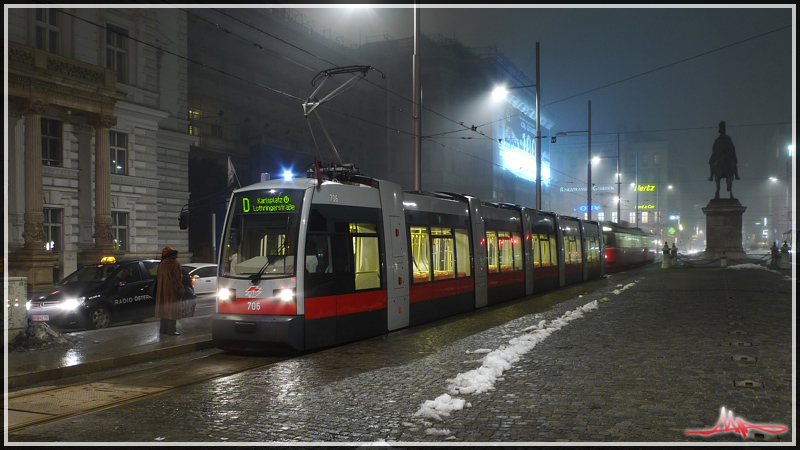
xmin=41 ymin=118 xmax=62 ymax=167
xmin=106 ymin=24 xmax=128 ymax=83
xmin=35 ymin=8 xmax=60 ymax=53
xmin=642 ymin=211 xmax=649 ymax=224
xmin=112 ymin=212 xmax=129 ymax=251
xmin=611 ymin=211 xmax=618 ymax=223
xmin=110 ymin=131 xmax=128 ymax=175
xmin=43 ymin=208 xmax=63 ymax=252
xmin=629 ymin=212 xmax=637 ymax=223
xmin=597 ymin=212 xmax=605 ymax=222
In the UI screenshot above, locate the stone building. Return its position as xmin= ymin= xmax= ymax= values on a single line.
xmin=6 ymin=7 xmax=193 ymax=290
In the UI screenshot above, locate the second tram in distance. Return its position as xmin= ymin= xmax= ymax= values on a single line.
xmin=601 ymin=221 xmax=656 ymax=273
xmin=212 ymin=168 xmax=642 ymax=352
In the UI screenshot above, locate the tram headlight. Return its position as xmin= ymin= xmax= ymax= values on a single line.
xmin=218 ymin=288 xmax=236 ymax=302
xmin=274 ymin=288 xmax=295 ymax=302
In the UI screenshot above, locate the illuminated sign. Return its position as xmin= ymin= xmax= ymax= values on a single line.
xmin=634 ymin=184 xmax=657 ymax=192
xmin=573 ymin=205 xmax=601 ymax=212
xmin=239 ymin=190 xmax=302 ymax=214
xmin=668 ymin=227 xmax=676 ymax=235
xmin=496 ymin=103 xmax=551 ymax=183
xmin=636 ymin=204 xmax=656 ymax=209
xmin=560 ymin=186 xmax=616 ymax=193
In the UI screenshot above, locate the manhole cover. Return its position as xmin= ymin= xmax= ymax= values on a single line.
xmin=731 ymin=355 xmax=757 ymax=363
xmin=730 ymin=341 xmax=752 ymax=347
xmin=729 ymin=330 xmax=748 ymax=335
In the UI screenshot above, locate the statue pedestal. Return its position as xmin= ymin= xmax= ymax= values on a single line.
xmin=702 ymin=198 xmax=747 ymax=260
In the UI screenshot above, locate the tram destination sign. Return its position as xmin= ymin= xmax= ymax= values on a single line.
xmin=239 ymin=190 xmax=302 ymax=214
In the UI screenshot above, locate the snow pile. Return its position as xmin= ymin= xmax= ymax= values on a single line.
xmin=727 ymin=263 xmax=775 ymax=272
xmin=612 ymin=281 xmax=638 ymax=295
xmin=414 ymin=393 xmax=467 ymax=422
xmin=9 ymin=322 xmax=72 ymax=352
xmin=413 ymin=299 xmax=600 ymax=423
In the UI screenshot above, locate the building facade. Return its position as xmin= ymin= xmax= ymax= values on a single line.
xmin=6 ymin=7 xmax=193 ymax=290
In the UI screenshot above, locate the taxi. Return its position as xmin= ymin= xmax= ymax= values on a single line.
xmin=26 ymin=256 xmax=196 ymax=330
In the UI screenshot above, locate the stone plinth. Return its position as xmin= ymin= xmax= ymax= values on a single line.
xmin=702 ymin=198 xmax=747 ymax=260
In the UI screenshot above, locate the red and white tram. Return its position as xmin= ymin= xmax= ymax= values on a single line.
xmin=212 ymin=168 xmax=607 ymax=352
xmin=601 ymin=221 xmax=656 ymax=273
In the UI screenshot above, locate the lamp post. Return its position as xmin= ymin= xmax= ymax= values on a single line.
xmin=553 ymin=100 xmax=592 ymax=220
xmin=490 ymin=42 xmax=541 ymax=209
xmin=412 ymin=4 xmax=421 ymax=191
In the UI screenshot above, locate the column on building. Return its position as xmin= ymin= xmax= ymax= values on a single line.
xmin=21 ymin=99 xmax=49 ymax=249
xmin=89 ymin=113 xmax=118 ymax=254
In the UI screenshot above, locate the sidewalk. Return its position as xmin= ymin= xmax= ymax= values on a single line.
xmin=6 ymin=315 xmax=215 ymax=390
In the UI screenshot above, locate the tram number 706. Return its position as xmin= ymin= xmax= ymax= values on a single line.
xmin=247 ymin=301 xmax=261 ymax=311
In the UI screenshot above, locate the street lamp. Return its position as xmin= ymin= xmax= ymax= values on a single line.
xmin=553 ymin=100 xmax=592 ymax=220
xmin=490 ymin=42 xmax=540 ymax=209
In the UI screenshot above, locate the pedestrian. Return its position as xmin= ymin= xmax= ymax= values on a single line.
xmin=156 ymin=246 xmax=184 ymax=336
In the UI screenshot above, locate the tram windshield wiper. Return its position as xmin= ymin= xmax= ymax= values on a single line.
xmin=249 ymin=241 xmax=288 ymax=284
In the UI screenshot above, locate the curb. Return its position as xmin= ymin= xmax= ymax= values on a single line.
xmin=8 ymin=337 xmax=216 ymax=390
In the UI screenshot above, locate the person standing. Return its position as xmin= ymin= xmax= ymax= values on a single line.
xmin=156 ymin=246 xmax=184 ymax=335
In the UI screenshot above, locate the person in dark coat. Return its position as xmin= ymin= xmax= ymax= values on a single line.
xmin=156 ymin=246 xmax=184 ymax=335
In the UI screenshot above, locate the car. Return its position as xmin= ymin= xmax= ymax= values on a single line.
xmin=26 ymin=256 xmax=197 ymax=330
xmin=182 ymin=263 xmax=218 ymax=298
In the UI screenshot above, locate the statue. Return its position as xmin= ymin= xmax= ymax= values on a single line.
xmin=708 ymin=121 xmax=740 ymax=199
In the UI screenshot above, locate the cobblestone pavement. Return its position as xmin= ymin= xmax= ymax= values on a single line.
xmin=8 ymin=263 xmax=794 ymax=443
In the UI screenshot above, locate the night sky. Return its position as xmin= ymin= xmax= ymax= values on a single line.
xmin=300 ymin=5 xmax=794 ymax=235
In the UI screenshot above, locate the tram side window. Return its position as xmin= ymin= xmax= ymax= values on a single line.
xmin=532 ymin=235 xmax=542 ymax=267
xmin=538 ymin=234 xmax=553 ymax=267
xmin=454 ymin=228 xmax=471 ymax=277
xmin=410 ymin=226 xmax=431 ymax=283
xmin=564 ymin=236 xmax=580 ymax=264
xmin=549 ymin=236 xmax=557 ymax=266
xmin=350 ymin=223 xmax=380 ymax=290
xmin=305 ymin=235 xmax=332 ymax=274
xmin=585 ymin=238 xmax=600 ymax=262
xmin=486 ymin=231 xmax=499 ymax=273
xmin=431 ymin=227 xmax=455 ymax=280
xmin=512 ymin=232 xmax=523 ymax=270
xmin=497 ymin=231 xmax=521 ymax=272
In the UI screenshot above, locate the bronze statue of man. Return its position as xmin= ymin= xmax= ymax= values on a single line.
xmin=709 ymin=121 xmax=740 ymax=199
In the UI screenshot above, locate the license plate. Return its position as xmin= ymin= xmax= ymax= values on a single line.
xmin=31 ymin=315 xmax=50 ymax=322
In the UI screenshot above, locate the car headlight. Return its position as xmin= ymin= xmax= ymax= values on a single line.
xmin=60 ymin=298 xmax=85 ymax=311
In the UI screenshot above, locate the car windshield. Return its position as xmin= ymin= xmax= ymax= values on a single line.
xmin=59 ymin=263 xmax=120 ymax=284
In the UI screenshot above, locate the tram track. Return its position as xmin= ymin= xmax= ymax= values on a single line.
xmin=6 ymin=350 xmax=289 ymax=433
xmin=7 ymin=268 xmax=645 ymax=436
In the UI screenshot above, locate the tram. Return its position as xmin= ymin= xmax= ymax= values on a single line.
xmin=601 ymin=221 xmax=656 ymax=273
xmin=211 ymin=165 xmax=606 ymax=352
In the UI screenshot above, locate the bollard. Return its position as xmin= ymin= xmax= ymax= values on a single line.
xmin=779 ymin=241 xmax=791 ymax=269
xmin=720 ymin=252 xmax=727 ymax=268
xmin=662 ymin=242 xmax=672 ymax=268
xmin=770 ymin=242 xmax=780 ymax=267
xmin=671 ymin=243 xmax=678 ymax=267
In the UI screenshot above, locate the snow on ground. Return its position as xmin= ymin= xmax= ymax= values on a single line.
xmin=727 ymin=263 xmax=783 ymax=275
xmin=409 ymin=280 xmax=640 ymax=437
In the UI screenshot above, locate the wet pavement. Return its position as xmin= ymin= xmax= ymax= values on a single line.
xmin=5 ymin=260 xmax=795 ymax=443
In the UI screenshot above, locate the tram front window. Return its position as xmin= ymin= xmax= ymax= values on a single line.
xmin=221 ymin=189 xmax=303 ymax=278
